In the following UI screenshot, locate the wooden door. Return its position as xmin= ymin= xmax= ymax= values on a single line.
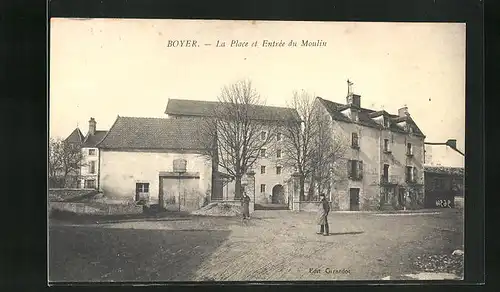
xmin=398 ymin=187 xmax=406 ymax=207
xmin=349 ymin=188 xmax=360 ymax=211
xmin=160 ymin=177 xmax=180 ymax=211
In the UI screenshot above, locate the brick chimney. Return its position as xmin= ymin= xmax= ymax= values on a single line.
xmin=346 ymin=79 xmax=361 ymax=107
xmin=398 ymin=107 xmax=409 ymax=117
xmin=88 ymin=117 xmax=96 ymax=136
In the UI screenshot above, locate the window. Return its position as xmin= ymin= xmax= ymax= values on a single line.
xmin=261 ymin=131 xmax=267 ymax=140
xmin=433 ymin=178 xmax=443 ymax=190
xmin=260 ymin=184 xmax=266 ymax=193
xmin=406 ymin=143 xmax=413 ymax=156
xmin=352 ymin=111 xmax=359 ymax=122
xmin=88 ymin=149 xmax=96 ymax=156
xmin=351 ymin=133 xmax=359 ymax=148
xmin=276 ymin=149 xmax=282 ymax=158
xmin=260 ymin=148 xmax=266 ymax=157
xmin=88 ymin=161 xmax=96 ymax=174
xmin=136 ymin=183 xmax=149 ymax=193
xmin=276 ymin=132 xmax=282 ymax=141
xmin=261 ymin=166 xmax=266 ymax=174
xmin=384 ymin=119 xmax=390 ymax=128
xmin=405 ymin=166 xmax=414 ymax=183
xmin=348 ymin=160 xmax=363 ymax=180
xmin=384 ymin=139 xmax=391 ymax=153
xmin=382 ymin=164 xmax=389 ymax=182
xmin=84 ymin=179 xmax=96 ymax=189
xmin=276 ymin=166 xmax=282 ymax=175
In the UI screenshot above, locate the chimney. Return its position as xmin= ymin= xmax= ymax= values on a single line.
xmin=398 ymin=107 xmax=409 ymax=117
xmin=346 ymin=79 xmax=361 ymax=107
xmin=88 ymin=117 xmax=96 ymax=136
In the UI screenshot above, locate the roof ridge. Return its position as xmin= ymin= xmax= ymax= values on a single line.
xmin=96 ymin=115 xmax=120 ymax=148
xmin=168 ymin=98 xmax=295 ymax=110
xmin=118 ymin=115 xmax=167 ymax=119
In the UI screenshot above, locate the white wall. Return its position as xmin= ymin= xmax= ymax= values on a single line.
xmin=99 ymin=149 xmax=212 ymax=204
xmin=80 ymin=147 xmax=99 ymax=188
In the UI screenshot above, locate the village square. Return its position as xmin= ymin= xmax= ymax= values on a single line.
xmin=48 ymin=19 xmax=465 ymax=283
xmin=49 ymin=79 xmax=465 ymax=282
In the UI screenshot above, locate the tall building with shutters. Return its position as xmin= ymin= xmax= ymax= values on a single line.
xmin=314 ymin=82 xmax=425 ymax=211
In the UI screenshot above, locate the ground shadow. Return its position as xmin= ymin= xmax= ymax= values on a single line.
xmin=328 ymin=231 xmax=364 ymax=236
xmin=49 ymin=225 xmax=231 ymax=282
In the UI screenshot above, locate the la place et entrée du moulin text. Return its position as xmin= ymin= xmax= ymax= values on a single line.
xmin=166 ymin=39 xmax=328 ymax=48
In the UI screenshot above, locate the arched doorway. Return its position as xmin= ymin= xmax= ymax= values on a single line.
xmin=272 ymin=184 xmax=285 ymax=204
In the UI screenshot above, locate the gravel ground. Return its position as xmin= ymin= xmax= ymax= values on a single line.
xmin=49 ymin=208 xmax=463 ymax=282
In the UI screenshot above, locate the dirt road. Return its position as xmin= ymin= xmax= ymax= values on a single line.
xmin=49 ymin=209 xmax=463 ymax=282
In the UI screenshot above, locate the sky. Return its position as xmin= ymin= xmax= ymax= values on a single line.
xmin=50 ymin=19 xmax=465 ymax=167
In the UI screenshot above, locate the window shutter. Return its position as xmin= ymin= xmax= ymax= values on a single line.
xmin=347 ymin=160 xmax=352 ymax=178
xmin=358 ymin=161 xmax=364 ymax=179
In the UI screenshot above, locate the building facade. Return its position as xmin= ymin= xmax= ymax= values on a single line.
xmin=164 ymin=98 xmax=300 ymax=205
xmin=63 ymin=118 xmax=108 ymax=189
xmin=424 ymin=166 xmax=464 ymax=208
xmin=316 ymin=89 xmax=426 ymax=211
xmin=96 ymin=116 xmax=212 ymax=210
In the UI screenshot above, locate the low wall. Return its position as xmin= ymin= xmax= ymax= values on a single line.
xmin=48 ymin=188 xmax=99 ymax=202
xmin=298 ymin=201 xmax=322 ymax=212
xmin=49 ymin=202 xmax=143 ymax=215
xmin=211 ymin=199 xmax=255 ymax=213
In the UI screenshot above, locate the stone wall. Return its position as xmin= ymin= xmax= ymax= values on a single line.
xmin=48 ymin=188 xmax=99 ymax=202
xmin=49 ymin=202 xmax=143 ymax=215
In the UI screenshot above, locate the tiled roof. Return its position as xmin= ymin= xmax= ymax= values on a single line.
xmin=64 ymin=128 xmax=85 ymax=144
xmin=97 ymin=116 xmax=209 ymax=150
xmin=82 ymin=131 xmax=108 ymax=148
xmin=165 ymin=98 xmax=301 ymax=121
xmin=424 ymin=166 xmax=464 ymax=176
xmin=316 ymin=97 xmax=425 ymax=137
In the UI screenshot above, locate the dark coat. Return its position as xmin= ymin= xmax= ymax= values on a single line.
xmin=241 ymin=195 xmax=251 ymax=217
xmin=316 ymin=198 xmax=330 ymax=225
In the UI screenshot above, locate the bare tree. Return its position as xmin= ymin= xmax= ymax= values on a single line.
xmin=199 ymin=80 xmax=277 ymax=199
xmin=49 ymin=137 xmax=85 ymax=188
xmin=309 ymin=113 xmax=348 ymax=200
xmin=49 ymin=138 xmax=63 ymax=180
xmin=281 ymin=90 xmax=318 ymax=201
xmin=282 ymin=90 xmax=349 ymax=201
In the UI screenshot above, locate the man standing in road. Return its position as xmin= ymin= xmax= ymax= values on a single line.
xmin=241 ymin=191 xmax=251 ymax=220
xmin=316 ymin=193 xmax=330 ymax=236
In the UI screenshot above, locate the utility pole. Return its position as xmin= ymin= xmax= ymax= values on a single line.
xmin=424 ymin=139 xmax=464 ymax=156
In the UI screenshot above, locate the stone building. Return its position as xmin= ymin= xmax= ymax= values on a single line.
xmin=164 ymin=98 xmax=300 ymax=205
xmin=63 ymin=118 xmax=108 ymax=189
xmin=96 ymin=116 xmax=213 ymax=211
xmin=423 ymin=166 xmax=464 ymax=208
xmin=314 ymin=85 xmax=426 ymax=211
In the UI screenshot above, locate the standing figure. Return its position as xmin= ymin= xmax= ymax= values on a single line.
xmin=316 ymin=193 xmax=330 ymax=236
xmin=241 ymin=191 xmax=251 ymax=219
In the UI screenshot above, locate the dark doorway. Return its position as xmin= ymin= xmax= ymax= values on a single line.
xmin=398 ymin=187 xmax=406 ymax=207
xmin=272 ymin=184 xmax=285 ymax=204
xmin=349 ymin=188 xmax=360 ymax=211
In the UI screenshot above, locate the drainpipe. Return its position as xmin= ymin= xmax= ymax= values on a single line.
xmin=97 ymin=148 xmax=101 ymax=191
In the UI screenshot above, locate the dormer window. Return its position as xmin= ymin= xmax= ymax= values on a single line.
xmin=352 ymin=110 xmax=359 ymax=122
xmin=384 ymin=118 xmax=390 ymax=128
xmin=261 ymin=131 xmax=267 ymax=140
